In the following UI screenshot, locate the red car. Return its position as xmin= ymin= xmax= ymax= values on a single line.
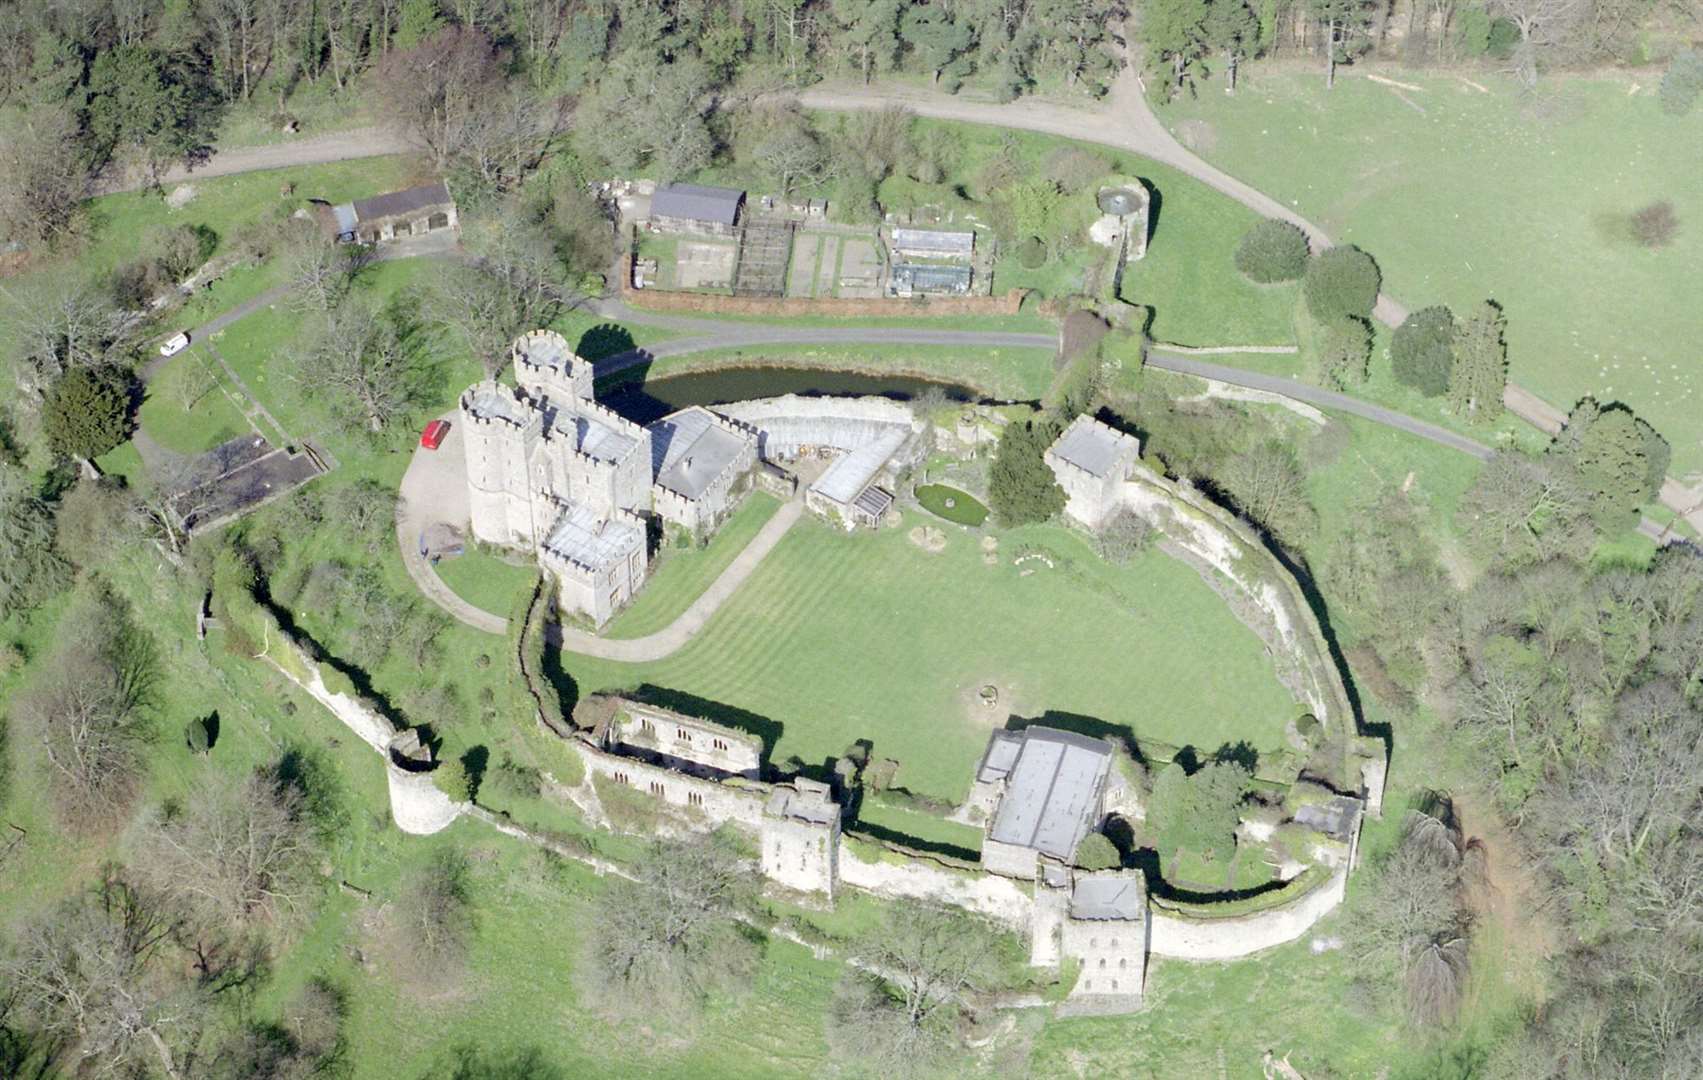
xmin=420 ymin=419 xmax=450 ymax=450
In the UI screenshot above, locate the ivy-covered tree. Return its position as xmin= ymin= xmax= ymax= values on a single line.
xmin=1316 ymin=314 xmax=1372 ymax=389
xmin=987 ymin=418 xmax=1066 ymax=527
xmin=43 ymin=368 xmax=132 ymax=461
xmin=1390 ymin=305 xmax=1455 ymax=397
xmin=1447 ymin=301 xmax=1507 ymax=425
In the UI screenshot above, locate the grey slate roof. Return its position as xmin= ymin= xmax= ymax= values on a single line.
xmin=649 ymin=407 xmax=752 ymax=500
xmin=541 ymin=502 xmax=643 ymax=571
xmin=810 ymin=427 xmax=908 ymax=506
xmin=1070 ymin=874 xmax=1145 ymax=921
xmin=1049 ymin=415 xmax=1139 ymax=479
xmin=560 ymin=412 xmax=640 ymax=466
xmin=1294 ymin=795 xmax=1362 ymax=842
xmin=651 ymin=184 xmax=745 ymax=226
xmin=987 ymin=727 xmax=1113 ymax=861
xmin=463 ymin=383 xmax=528 ymax=426
xmin=351 ymin=181 xmax=452 ymax=222
xmin=891 ymin=228 xmax=975 ymax=257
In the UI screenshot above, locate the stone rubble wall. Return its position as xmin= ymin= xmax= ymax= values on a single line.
xmin=619 ymin=255 xmax=1025 ymax=317
xmin=261 ymin=633 xmax=464 ymax=836
xmin=1147 ymin=865 xmax=1347 ymax=961
xmin=838 ymin=842 xmax=1035 ymax=929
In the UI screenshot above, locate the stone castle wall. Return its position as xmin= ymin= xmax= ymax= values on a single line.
xmin=1147 ymin=865 xmax=1348 ymax=961
xmin=838 ymin=842 xmax=1035 ymax=928
xmin=716 ymin=395 xmax=918 ymax=461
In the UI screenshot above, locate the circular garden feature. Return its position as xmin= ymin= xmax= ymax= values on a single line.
xmin=916 ymin=484 xmax=989 ymax=527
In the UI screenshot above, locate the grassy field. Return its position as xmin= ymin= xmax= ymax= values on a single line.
xmin=1155 ymin=69 xmax=1703 ymax=475
xmin=136 ymin=347 xmax=253 ymax=453
xmin=605 ymin=493 xmax=783 ymax=639
xmin=566 ymin=511 xmax=1300 ymax=804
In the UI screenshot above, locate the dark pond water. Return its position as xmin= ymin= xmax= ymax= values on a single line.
xmin=600 ymin=365 xmax=1014 ymax=426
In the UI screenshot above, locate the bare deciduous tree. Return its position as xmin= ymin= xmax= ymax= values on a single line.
xmin=292 ymin=298 xmax=433 ymax=433
xmin=434 ymin=206 xmax=574 ymax=377
xmin=2 ymin=878 xmax=197 ymax=1079
xmin=12 ymin=585 xmax=156 ymax=832
xmin=386 ymin=848 xmax=474 ymax=986
xmin=827 ymin=902 xmax=999 ymax=1079
xmin=130 ymin=770 xmax=318 ymax=930
xmin=0 ymin=273 xmax=139 ymax=404
xmin=583 ymin=833 xmax=755 ymax=1023
xmin=373 ymin=27 xmax=505 ymax=172
xmin=0 ymin=105 xmax=89 ymax=245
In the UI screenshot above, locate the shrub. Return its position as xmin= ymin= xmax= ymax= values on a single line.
xmin=43 ymin=368 xmax=131 ymax=460
xmin=1304 ymin=246 xmax=1381 ymax=322
xmin=1660 ymin=49 xmax=1703 ymax=115
xmin=1016 ymin=236 xmax=1048 ymax=269
xmin=1630 ymin=201 xmax=1678 ymax=249
xmin=1486 ymin=16 xmax=1519 ymax=58
xmin=1390 ymin=306 xmax=1456 ymax=396
xmin=435 ymin=758 xmax=475 ymax=803
xmin=1074 ymin=832 xmax=1121 ymax=871
xmin=1234 ymin=219 xmax=1310 ymax=283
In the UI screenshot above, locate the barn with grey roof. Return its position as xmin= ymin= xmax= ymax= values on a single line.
xmin=649 ymin=184 xmax=746 ymax=236
xmin=314 ymin=180 xmax=457 ymax=245
xmin=976 ymin=726 xmax=1116 ymax=879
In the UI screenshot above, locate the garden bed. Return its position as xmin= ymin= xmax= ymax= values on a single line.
xmin=915 ymin=484 xmax=989 ymax=527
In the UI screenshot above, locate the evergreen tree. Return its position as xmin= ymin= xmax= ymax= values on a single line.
xmin=1549 ymin=397 xmax=1662 ymax=530
xmin=1303 ymin=246 xmax=1381 ymax=322
xmin=1447 ymin=301 xmax=1507 ymax=424
xmin=987 ymin=418 xmax=1065 ymax=527
xmin=43 ymin=368 xmax=132 ymax=461
xmin=1149 ymin=760 xmax=1252 ymax=860
xmin=1143 ymin=0 xmax=1212 ymax=97
xmin=1234 ymin=219 xmax=1310 ymax=283
xmin=1390 ymin=305 xmax=1456 ymax=397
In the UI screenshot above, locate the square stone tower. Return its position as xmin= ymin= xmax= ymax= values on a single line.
xmin=761 ymin=779 xmax=841 ymax=899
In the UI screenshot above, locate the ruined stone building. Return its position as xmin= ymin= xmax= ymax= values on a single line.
xmin=763 ymin=778 xmax=842 ymax=898
xmin=603 ymin=698 xmax=764 ymax=780
xmin=1044 ymin=414 xmax=1144 ymax=531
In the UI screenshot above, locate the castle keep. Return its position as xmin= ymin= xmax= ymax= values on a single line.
xmin=458 ymin=331 xmax=758 ymax=625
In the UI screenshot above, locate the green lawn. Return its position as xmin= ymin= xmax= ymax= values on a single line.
xmin=434 ymin=547 xmax=538 ymax=616
xmin=605 ymin=493 xmax=783 ymax=639
xmin=566 ymin=511 xmax=1300 ymax=804
xmin=1156 ymin=69 xmax=1703 ymax=475
xmin=915 ymin=483 xmax=990 ymax=526
xmin=137 ymin=347 xmax=252 ymax=454
xmin=853 ymin=797 xmax=984 ymax=857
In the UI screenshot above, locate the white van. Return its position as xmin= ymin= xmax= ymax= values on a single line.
xmin=158 ymin=332 xmax=191 ymax=357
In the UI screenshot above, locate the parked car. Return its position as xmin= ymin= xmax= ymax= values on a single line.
xmin=158 ymin=331 xmax=191 ymax=357
xmin=420 ymin=419 xmax=450 ymax=450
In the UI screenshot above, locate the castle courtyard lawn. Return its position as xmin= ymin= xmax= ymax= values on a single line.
xmin=604 ymin=493 xmax=783 ymax=639
xmin=565 ymin=511 xmax=1300 ymax=805
xmin=1156 ymin=70 xmax=1703 ymax=475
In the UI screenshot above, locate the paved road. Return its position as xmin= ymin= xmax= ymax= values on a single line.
xmin=1147 ymin=350 xmax=1494 ymax=460
xmin=97 ymin=126 xmax=413 ymax=196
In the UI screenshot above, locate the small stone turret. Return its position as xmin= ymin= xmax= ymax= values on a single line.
xmin=513 ymin=329 xmax=593 ymax=406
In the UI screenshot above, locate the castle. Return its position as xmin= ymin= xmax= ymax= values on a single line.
xmin=459 ymin=331 xmax=758 ymax=625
